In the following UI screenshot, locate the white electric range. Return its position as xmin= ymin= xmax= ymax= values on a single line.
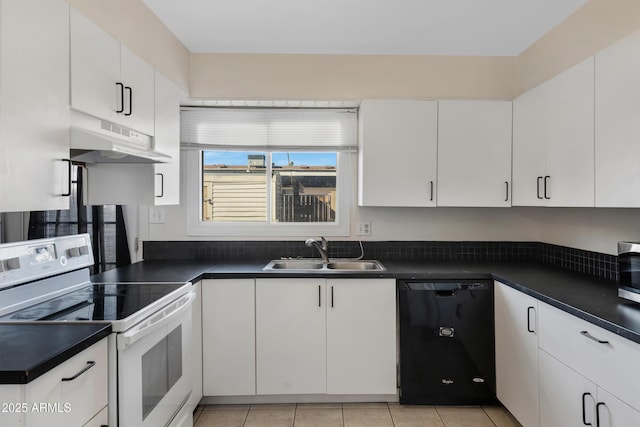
xmin=0 ymin=234 xmax=195 ymax=427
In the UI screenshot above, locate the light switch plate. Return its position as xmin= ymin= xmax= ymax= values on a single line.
xmin=149 ymin=207 xmax=166 ymax=224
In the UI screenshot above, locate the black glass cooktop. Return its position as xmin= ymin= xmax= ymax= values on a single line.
xmin=0 ymin=283 xmax=186 ymax=322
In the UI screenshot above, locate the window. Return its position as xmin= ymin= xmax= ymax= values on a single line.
xmin=182 ymin=108 xmax=355 ymax=237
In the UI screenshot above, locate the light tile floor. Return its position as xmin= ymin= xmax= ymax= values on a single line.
xmin=193 ymin=403 xmax=522 ymax=427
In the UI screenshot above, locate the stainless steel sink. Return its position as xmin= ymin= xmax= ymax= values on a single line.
xmin=326 ymin=260 xmax=384 ymax=270
xmin=265 ymin=260 xmax=324 ymax=270
xmin=262 ymin=259 xmax=385 ymax=272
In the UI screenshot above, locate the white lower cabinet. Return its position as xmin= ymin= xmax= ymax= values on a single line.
xmin=538 ymin=302 xmax=640 ymax=411
xmin=202 ymin=279 xmax=256 ymax=396
xmin=596 ymin=386 xmax=640 ymax=427
xmin=498 ymin=283 xmax=640 ymax=427
xmin=24 ymin=338 xmax=108 ymax=427
xmin=256 ymin=278 xmax=327 ymax=395
xmin=326 ymin=279 xmax=397 ymax=395
xmin=539 ymin=350 xmax=598 ymax=427
xmin=494 ymin=281 xmax=539 ymax=427
xmin=202 ymin=278 xmax=396 ymax=398
xmin=539 ymin=349 xmax=640 ymax=427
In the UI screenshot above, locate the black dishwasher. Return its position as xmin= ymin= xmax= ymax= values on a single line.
xmin=398 ymin=279 xmax=496 ymax=405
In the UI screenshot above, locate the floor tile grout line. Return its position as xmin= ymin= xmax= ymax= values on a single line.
xmin=481 ymin=406 xmax=499 ymax=427
xmin=387 ymin=402 xmax=397 ymax=427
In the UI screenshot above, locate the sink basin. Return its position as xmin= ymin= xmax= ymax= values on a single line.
xmin=266 ymin=260 xmax=324 ymax=270
xmin=326 ymin=261 xmax=385 ymax=270
xmin=262 ymin=259 xmax=385 ymax=272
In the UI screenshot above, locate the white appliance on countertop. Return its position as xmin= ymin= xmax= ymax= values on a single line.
xmin=0 ymin=234 xmax=195 ymax=427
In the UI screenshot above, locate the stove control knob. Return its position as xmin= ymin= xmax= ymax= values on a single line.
xmin=67 ymin=247 xmax=80 ymax=258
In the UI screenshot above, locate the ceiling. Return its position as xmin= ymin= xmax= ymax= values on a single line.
xmin=142 ymin=0 xmax=588 ymax=56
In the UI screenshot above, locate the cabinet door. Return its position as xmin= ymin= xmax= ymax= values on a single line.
xmin=153 ymin=72 xmax=182 ymax=205
xmin=539 ymin=350 xmax=598 ymax=427
xmin=512 ymin=81 xmax=547 ymax=206
xmin=544 ymin=56 xmax=594 ymax=207
xmin=326 ymin=279 xmax=396 ymax=395
xmin=256 ymin=278 xmax=326 ymax=395
xmin=120 ymin=46 xmax=155 ymax=136
xmin=202 ymin=279 xmax=255 ymax=396
xmin=189 ymin=281 xmax=203 ymax=407
xmin=494 ymin=282 xmax=539 ymax=427
xmin=0 ymin=0 xmax=70 ymax=212
xmin=597 ymin=387 xmax=640 ymax=427
xmin=437 ymin=100 xmax=512 ymax=207
xmin=538 ymin=301 xmax=640 ymax=411
xmin=595 ymin=30 xmax=640 ymax=207
xmin=358 ymin=99 xmax=438 ymax=207
xmin=69 ymin=8 xmax=120 ymax=123
xmin=25 ymin=338 xmax=108 ymax=427
xmin=0 ymin=385 xmax=23 ymax=425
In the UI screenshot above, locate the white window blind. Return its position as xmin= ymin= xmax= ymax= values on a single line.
xmin=180 ymin=107 xmax=357 ymax=151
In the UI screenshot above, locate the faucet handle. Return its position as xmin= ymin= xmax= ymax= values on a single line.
xmin=320 ymin=236 xmax=328 ymax=250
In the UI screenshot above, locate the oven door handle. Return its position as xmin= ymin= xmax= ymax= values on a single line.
xmin=117 ymin=291 xmax=195 ymax=351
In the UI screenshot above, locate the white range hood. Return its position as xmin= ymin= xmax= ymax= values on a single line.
xmin=69 ymin=111 xmax=171 ymax=164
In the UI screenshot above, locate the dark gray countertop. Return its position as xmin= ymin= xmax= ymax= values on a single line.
xmin=90 ymin=258 xmax=640 ymax=345
xmin=0 ymin=323 xmax=112 ymax=384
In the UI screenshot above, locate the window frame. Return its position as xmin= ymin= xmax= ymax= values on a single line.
xmin=185 ymin=149 xmax=352 ymax=237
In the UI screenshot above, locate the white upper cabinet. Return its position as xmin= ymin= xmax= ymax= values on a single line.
xmin=437 ymin=100 xmax=512 ymax=207
xmin=70 ymin=8 xmax=155 ymax=136
xmin=595 ymin=30 xmax=640 ymax=207
xmin=358 ymin=99 xmax=438 ymax=207
xmin=0 ymin=0 xmax=71 ymax=212
xmin=153 ymin=71 xmax=182 ymax=205
xmin=513 ymin=56 xmax=595 ymax=207
xmin=119 ymin=46 xmax=155 ymax=136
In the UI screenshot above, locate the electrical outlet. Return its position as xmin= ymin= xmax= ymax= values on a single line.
xmin=149 ymin=207 xmax=165 ymax=224
xmin=358 ymin=221 xmax=371 ymax=236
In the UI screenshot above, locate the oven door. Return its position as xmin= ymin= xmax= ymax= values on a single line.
xmin=116 ymin=291 xmax=195 ymax=427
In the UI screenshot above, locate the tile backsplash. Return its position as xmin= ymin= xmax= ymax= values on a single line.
xmin=143 ymin=240 xmax=618 ymax=281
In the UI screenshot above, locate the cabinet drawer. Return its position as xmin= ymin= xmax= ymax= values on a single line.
xmin=26 ymin=338 xmax=108 ymax=426
xmin=538 ymin=303 xmax=640 ymax=410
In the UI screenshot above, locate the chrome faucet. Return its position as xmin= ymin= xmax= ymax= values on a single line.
xmin=305 ymin=237 xmax=329 ymax=263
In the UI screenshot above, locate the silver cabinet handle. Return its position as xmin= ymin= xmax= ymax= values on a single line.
xmin=580 ymin=330 xmax=609 ymax=344
xmin=61 ymin=361 xmax=95 ymax=382
xmin=505 ymin=181 xmax=509 ymax=202
xmin=429 ymin=181 xmax=434 ymax=201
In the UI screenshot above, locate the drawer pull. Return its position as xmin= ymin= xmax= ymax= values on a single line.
xmin=580 ymin=330 xmax=609 ymax=344
xmin=61 ymin=361 xmax=96 ymax=382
